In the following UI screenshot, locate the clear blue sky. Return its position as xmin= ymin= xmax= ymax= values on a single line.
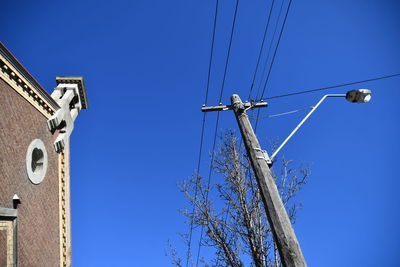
xmin=2 ymin=0 xmax=400 ymax=266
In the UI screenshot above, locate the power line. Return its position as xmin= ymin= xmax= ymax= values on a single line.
xmin=256 ymin=73 xmax=400 ymax=101
xmin=186 ymin=1 xmax=219 ymax=266
xmin=196 ymin=0 xmax=240 ymax=266
xmin=250 ymin=0 xmax=286 ymax=126
xmin=254 ymin=0 xmax=286 ymax=102
xmin=260 ymin=0 xmax=292 ymax=100
xmin=255 ymin=0 xmax=293 ymax=130
xmin=218 ymin=0 xmax=240 ymax=102
xmin=253 ymin=106 xmax=313 ymax=119
xmin=247 ymin=0 xmax=276 ymax=101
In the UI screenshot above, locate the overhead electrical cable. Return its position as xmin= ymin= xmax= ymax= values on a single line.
xmin=255 ymin=0 xmax=293 ymax=130
xmin=247 ymin=0 xmax=276 ymax=101
xmin=217 ymin=0 xmax=240 ymax=102
xmin=254 ymin=0 xmax=286 ymax=103
xmin=259 ymin=0 xmax=293 ymax=100
xmin=185 ymin=1 xmax=220 ymax=267
xmin=249 ymin=106 xmax=312 ymax=120
xmin=196 ymin=0 xmax=240 ymax=266
xmin=256 ymin=73 xmax=400 ymax=101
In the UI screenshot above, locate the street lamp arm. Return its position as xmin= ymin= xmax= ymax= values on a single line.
xmin=270 ymin=94 xmax=346 ymax=161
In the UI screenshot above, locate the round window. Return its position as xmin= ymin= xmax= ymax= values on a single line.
xmin=26 ymin=139 xmax=48 ymax=184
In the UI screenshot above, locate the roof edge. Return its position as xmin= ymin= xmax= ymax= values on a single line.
xmin=0 ymin=42 xmax=59 ymax=110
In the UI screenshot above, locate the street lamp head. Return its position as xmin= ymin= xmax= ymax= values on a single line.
xmin=345 ymin=89 xmax=372 ymax=103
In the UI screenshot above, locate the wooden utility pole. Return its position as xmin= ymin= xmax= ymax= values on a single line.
xmin=202 ymin=94 xmax=307 ymax=267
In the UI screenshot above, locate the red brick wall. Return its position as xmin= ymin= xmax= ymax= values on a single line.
xmin=0 ymin=78 xmax=60 ymax=266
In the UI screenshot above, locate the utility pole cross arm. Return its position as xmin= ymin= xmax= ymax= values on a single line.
xmin=201 ymin=100 xmax=268 ymax=112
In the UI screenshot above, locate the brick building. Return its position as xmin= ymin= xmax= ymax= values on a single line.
xmin=0 ymin=42 xmax=88 ymax=266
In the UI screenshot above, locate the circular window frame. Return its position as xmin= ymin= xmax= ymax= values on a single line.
xmin=26 ymin=139 xmax=48 ymax=185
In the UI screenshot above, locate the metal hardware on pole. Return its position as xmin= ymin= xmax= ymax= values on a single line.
xmin=202 ymin=94 xmax=307 ymax=267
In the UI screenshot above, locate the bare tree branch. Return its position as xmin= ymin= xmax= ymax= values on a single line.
xmin=169 ymin=131 xmax=311 ymax=266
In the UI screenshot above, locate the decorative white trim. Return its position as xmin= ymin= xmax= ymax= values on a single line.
xmin=59 ymin=151 xmax=69 ymax=267
xmin=0 ymin=54 xmax=56 ymax=119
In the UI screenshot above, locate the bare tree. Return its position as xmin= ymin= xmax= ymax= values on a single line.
xmin=168 ymin=130 xmax=310 ymax=267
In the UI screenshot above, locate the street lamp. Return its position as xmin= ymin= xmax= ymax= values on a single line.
xmin=269 ymin=89 xmax=372 ymax=163
xmin=346 ymin=89 xmax=372 ymax=103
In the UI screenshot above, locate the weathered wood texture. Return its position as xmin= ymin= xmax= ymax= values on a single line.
xmin=231 ymin=94 xmax=307 ymax=267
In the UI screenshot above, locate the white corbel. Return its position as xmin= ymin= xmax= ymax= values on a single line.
xmin=47 ymin=77 xmax=88 ymax=153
